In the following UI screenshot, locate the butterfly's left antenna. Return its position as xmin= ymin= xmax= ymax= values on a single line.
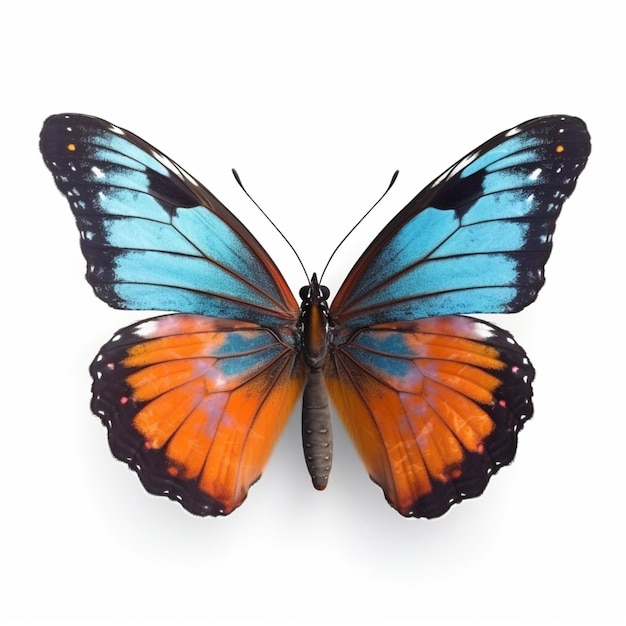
xmin=232 ymin=169 xmax=310 ymax=283
xmin=319 ymin=170 xmax=399 ymax=282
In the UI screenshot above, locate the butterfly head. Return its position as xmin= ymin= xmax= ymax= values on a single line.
xmin=298 ymin=273 xmax=330 ymax=308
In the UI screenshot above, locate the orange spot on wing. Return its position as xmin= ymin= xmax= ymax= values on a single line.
xmin=423 ymin=379 xmax=494 ymax=453
xmin=419 ymin=359 xmax=501 ymax=403
xmin=127 ymin=359 xmax=218 ymax=401
xmin=124 ymin=326 xmax=231 ymax=368
xmin=133 ymin=378 xmax=208 ymax=448
xmin=197 ymin=369 xmax=304 ymax=509
xmin=405 ymin=327 xmax=505 ymax=372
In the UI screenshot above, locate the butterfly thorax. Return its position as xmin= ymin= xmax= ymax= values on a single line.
xmin=298 ymin=273 xmax=333 ymax=490
xmin=298 ymin=273 xmax=331 ymax=368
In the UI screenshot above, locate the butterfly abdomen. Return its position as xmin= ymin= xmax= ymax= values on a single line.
xmin=302 ymin=368 xmax=333 ymax=490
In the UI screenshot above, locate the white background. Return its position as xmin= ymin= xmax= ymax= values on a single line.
xmin=3 ymin=1 xmax=623 ymax=623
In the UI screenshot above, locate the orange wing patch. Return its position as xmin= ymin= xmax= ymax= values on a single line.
xmin=91 ymin=314 xmax=304 ymax=515
xmin=326 ymin=315 xmax=534 ymax=518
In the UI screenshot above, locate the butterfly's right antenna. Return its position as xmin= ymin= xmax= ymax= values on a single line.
xmin=319 ymin=170 xmax=399 ymax=282
xmin=232 ymin=169 xmax=310 ymax=283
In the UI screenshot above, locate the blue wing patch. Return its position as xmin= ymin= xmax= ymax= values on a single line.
xmin=331 ymin=116 xmax=590 ymax=327
xmin=40 ymin=114 xmax=298 ymax=326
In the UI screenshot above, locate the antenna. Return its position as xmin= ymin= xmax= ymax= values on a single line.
xmin=232 ymin=169 xmax=310 ymax=283
xmin=319 ymin=170 xmax=399 ymax=282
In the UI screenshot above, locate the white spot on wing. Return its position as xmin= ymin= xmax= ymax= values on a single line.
xmin=134 ymin=320 xmax=159 ymax=337
xmin=472 ymin=321 xmax=495 ymax=339
xmin=505 ymin=125 xmax=523 ymax=137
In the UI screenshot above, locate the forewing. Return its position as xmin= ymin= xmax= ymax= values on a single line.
xmin=331 ymin=116 xmax=590 ymax=328
xmin=40 ymin=114 xmax=298 ymax=326
xmin=325 ymin=316 xmax=533 ymax=518
xmin=91 ymin=314 xmax=304 ymax=515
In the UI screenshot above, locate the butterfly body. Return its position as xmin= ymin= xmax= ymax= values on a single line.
xmin=299 ymin=274 xmax=334 ymax=490
xmin=40 ymin=113 xmax=590 ymax=517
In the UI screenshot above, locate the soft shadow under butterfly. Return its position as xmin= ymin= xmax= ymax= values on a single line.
xmin=40 ymin=114 xmax=590 ymax=518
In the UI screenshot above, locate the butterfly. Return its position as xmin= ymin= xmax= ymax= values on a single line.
xmin=40 ymin=113 xmax=590 ymax=518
